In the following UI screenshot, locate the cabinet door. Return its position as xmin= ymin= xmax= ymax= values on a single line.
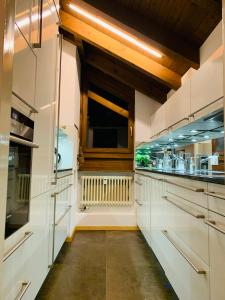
xmin=13 ymin=25 xmax=37 ymax=108
xmin=166 ymin=80 xmax=190 ymax=130
xmin=150 ymin=103 xmax=168 ymax=139
xmin=30 ymin=2 xmax=59 ymax=197
xmin=208 ymin=211 xmax=225 ymax=300
xmin=190 ymin=54 xmax=223 ymax=116
xmin=15 ymin=0 xmax=32 ymax=43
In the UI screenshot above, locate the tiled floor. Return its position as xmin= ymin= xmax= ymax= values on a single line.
xmin=36 ymin=231 xmax=178 ymax=300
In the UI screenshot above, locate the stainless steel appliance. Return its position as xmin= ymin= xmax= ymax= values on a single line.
xmin=5 ymin=108 xmax=38 ymax=239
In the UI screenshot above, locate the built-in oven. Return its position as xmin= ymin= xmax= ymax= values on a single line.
xmin=5 ymin=108 xmax=38 ymax=239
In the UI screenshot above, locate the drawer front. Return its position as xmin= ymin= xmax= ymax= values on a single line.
xmin=161 ymin=230 xmax=209 ymax=300
xmin=207 ymin=211 xmax=225 ymax=300
xmin=165 ymin=176 xmax=207 ymax=208
xmin=164 ymin=192 xmax=208 ymax=264
xmin=2 ymin=233 xmax=34 ymax=300
xmin=207 ymin=183 xmax=225 ymax=216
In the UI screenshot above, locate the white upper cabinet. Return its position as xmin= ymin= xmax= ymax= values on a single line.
xmin=190 ymin=54 xmax=223 ymax=117
xmin=150 ymin=103 xmax=168 ymax=139
xmin=166 ymin=79 xmax=191 ymax=130
xmin=12 ymin=25 xmax=37 ymax=108
xmin=60 ymin=39 xmax=81 ymax=129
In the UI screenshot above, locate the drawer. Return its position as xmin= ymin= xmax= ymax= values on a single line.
xmin=207 ymin=183 xmax=225 ymax=216
xmin=163 ymin=192 xmax=209 ymax=264
xmin=160 ymin=230 xmax=209 ymax=300
xmin=2 ymin=231 xmax=34 ymax=300
xmin=165 ymin=176 xmax=207 ymax=208
xmin=207 ymin=211 xmax=225 ymax=300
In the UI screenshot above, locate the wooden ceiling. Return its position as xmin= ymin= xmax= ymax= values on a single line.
xmin=60 ymin=0 xmax=222 ymax=103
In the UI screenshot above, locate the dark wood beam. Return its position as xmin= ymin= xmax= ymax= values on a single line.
xmin=86 ymin=65 xmax=134 ymax=102
xmin=88 ymin=91 xmax=129 ymax=118
xmin=60 ymin=9 xmax=181 ymax=89
xmin=85 ymin=46 xmax=169 ymax=103
xmin=80 ymin=0 xmax=200 ymax=70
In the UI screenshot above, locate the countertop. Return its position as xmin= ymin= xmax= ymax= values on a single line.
xmin=136 ymin=167 xmax=225 ymax=185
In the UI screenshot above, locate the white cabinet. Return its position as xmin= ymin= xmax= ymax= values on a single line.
xmin=166 ymin=79 xmax=190 ymax=130
xmin=206 ymin=184 xmax=225 ymax=300
xmin=207 ymin=210 xmax=225 ymax=300
xmin=60 ymin=39 xmax=80 ymax=129
xmin=150 ymin=103 xmax=168 ymax=139
xmin=13 ymin=25 xmax=37 ymax=109
xmin=190 ymin=54 xmax=223 ymax=117
xmin=30 ymin=1 xmax=59 ymax=197
xmin=136 ymin=171 xmax=211 ymax=300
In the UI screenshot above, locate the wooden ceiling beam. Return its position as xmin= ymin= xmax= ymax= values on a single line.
xmin=88 ymin=91 xmax=129 ymax=118
xmin=60 ymin=9 xmax=181 ymax=90
xmin=85 ymin=47 xmax=169 ymax=103
xmin=80 ymin=0 xmax=200 ymax=69
xmin=86 ymin=66 xmax=134 ymax=102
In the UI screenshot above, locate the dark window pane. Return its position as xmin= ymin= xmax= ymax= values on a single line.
xmin=87 ymin=98 xmax=128 ymax=148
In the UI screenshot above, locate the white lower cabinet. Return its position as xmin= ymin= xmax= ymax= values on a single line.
xmin=136 ymin=171 xmax=217 ymax=300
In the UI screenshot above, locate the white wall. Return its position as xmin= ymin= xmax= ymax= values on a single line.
xmin=135 ymin=90 xmax=161 ymax=146
xmin=74 ymin=171 xmax=136 ymax=227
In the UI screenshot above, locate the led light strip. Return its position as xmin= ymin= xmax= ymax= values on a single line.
xmin=68 ymin=3 xmax=162 ymax=58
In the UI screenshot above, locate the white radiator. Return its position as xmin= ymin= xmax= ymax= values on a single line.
xmin=81 ymin=176 xmax=133 ymax=206
xmin=17 ymin=174 xmax=31 ymax=203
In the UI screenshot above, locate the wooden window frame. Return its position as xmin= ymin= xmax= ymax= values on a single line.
xmin=80 ymin=88 xmax=134 ymax=155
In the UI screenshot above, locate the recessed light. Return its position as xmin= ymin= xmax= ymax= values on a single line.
xmin=192 ymin=139 xmax=197 ymax=142
xmin=169 ymin=138 xmax=173 ymax=142
xmin=178 ymin=135 xmax=184 ymax=138
xmin=191 ymin=130 xmax=198 ymax=133
xmin=68 ymin=3 xmax=162 ymax=58
xmin=156 ymin=143 xmax=159 ymax=147
xmin=204 ymin=135 xmax=209 ymax=139
xmin=174 ymin=144 xmax=178 ymax=147
xmin=221 ymin=130 xmax=224 ymax=134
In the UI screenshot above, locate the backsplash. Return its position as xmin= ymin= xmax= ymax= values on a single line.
xmin=136 ymin=108 xmax=224 ymax=174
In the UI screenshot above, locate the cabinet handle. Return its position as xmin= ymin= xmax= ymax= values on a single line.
xmin=205 ymin=220 xmax=225 ymax=235
xmin=135 ymin=199 xmax=143 ymax=206
xmin=135 ymin=180 xmax=143 ymax=186
xmin=10 ymin=136 xmax=39 ymax=148
xmin=162 ymin=230 xmax=206 ymax=274
xmin=32 ymin=0 xmax=43 ymax=48
xmin=162 ymin=196 xmax=205 ymax=219
xmin=204 ymin=191 xmax=225 ymax=201
xmin=56 ymin=172 xmax=73 ymax=180
xmin=12 ymin=91 xmax=39 ymax=114
xmin=168 ymin=117 xmax=189 ymax=130
xmin=55 ymin=206 xmax=72 ymax=226
xmin=52 ymin=34 xmax=63 ymax=185
xmin=188 ymin=96 xmax=223 ymax=118
xmin=52 ymin=184 xmax=73 ymax=197
xmin=15 ymin=281 xmax=31 ymax=300
xmin=3 ymin=232 xmax=33 ymax=262
xmin=164 ymin=179 xmax=204 ymax=192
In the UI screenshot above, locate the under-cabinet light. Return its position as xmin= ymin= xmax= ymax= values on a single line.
xmin=68 ymin=3 xmax=162 ymax=58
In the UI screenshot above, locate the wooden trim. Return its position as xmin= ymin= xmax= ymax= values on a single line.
xmin=76 ymin=226 xmax=139 ymax=231
xmin=88 ymin=90 xmax=129 ymax=118
xmin=66 ymin=226 xmax=139 ymax=242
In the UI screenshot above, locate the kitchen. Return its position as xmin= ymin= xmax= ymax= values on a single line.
xmin=0 ymin=1 xmax=224 ymax=300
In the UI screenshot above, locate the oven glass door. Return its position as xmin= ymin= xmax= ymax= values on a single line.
xmin=5 ymin=141 xmax=32 ymax=239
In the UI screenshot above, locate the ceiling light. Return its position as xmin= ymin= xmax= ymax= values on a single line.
xmin=221 ymin=130 xmax=224 ymax=134
xmin=204 ymin=135 xmax=209 ymax=139
xmin=68 ymin=3 xmax=162 ymax=58
xmin=192 ymin=139 xmax=197 ymax=142
xmin=169 ymin=138 xmax=173 ymax=142
xmin=178 ymin=135 xmax=184 ymax=138
xmin=191 ymin=130 xmax=198 ymax=133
